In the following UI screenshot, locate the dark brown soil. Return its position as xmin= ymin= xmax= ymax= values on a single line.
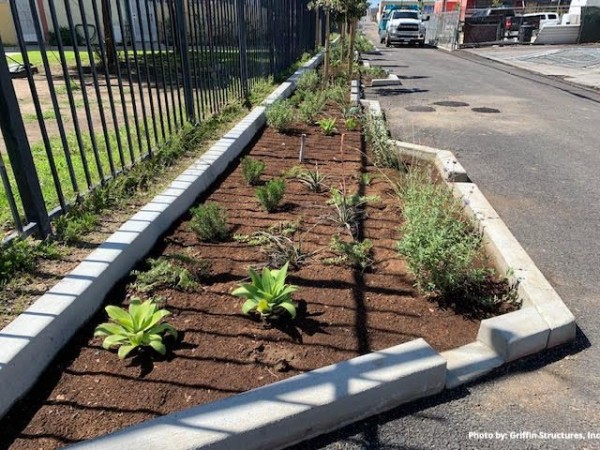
xmin=1 ymin=106 xmax=480 ymax=450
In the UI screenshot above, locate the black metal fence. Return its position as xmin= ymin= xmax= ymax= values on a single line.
xmin=0 ymin=0 xmax=317 ymax=241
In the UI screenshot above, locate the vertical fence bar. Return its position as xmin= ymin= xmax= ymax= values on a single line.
xmin=157 ymin=0 xmax=179 ymax=132
xmin=0 ymin=38 xmax=50 ymax=236
xmin=45 ymin=0 xmax=93 ymax=189
xmin=175 ymin=0 xmax=195 ymax=122
xmin=268 ymin=0 xmax=275 ymax=76
xmin=10 ymin=0 xmax=68 ymax=210
xmin=98 ymin=0 xmax=136 ymax=167
xmin=114 ymin=0 xmax=145 ymax=160
xmin=236 ymin=0 xmax=249 ymax=103
xmin=91 ymin=0 xmax=126 ymax=171
xmin=76 ymin=0 xmax=117 ymax=178
xmin=0 ymin=151 xmax=23 ymax=234
xmin=187 ymin=0 xmax=202 ymax=120
xmin=151 ymin=0 xmax=173 ymax=136
xmin=64 ymin=0 xmax=106 ymax=184
xmin=134 ymin=0 xmax=160 ymax=147
xmin=124 ymin=0 xmax=153 ymax=155
xmin=143 ymin=0 xmax=167 ymax=143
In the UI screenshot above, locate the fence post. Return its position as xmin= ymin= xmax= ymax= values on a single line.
xmin=0 ymin=38 xmax=51 ymax=237
xmin=176 ymin=0 xmax=195 ymax=123
xmin=235 ymin=0 xmax=250 ymax=103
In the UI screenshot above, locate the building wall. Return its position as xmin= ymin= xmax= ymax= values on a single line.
xmin=0 ymin=2 xmax=18 ymax=45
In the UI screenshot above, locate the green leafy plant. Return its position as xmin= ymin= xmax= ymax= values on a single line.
xmin=326 ymin=85 xmax=350 ymax=111
xmin=360 ymin=173 xmax=373 ymax=186
xmin=241 ymin=157 xmax=266 ymax=186
xmin=295 ymin=164 xmax=328 ymax=193
xmin=232 ymin=262 xmax=299 ymax=320
xmin=326 ymin=235 xmax=374 ymax=271
xmin=298 ymin=91 xmax=326 ymax=124
xmin=94 ymin=298 xmax=177 ymax=359
xmin=266 ymin=99 xmax=295 ymax=132
xmin=132 ymin=257 xmax=203 ymax=292
xmin=327 ymin=187 xmax=378 ymax=236
xmin=190 ymin=203 xmax=230 ymax=242
xmin=296 ymin=70 xmax=321 ymax=93
xmin=363 ymin=110 xmax=405 ymax=170
xmin=344 ymin=117 xmax=359 ymax=131
xmin=0 ymin=239 xmax=61 ymax=287
xmin=234 ymin=220 xmax=300 ymax=246
xmin=55 ymin=211 xmax=99 ymax=243
xmin=355 ymin=32 xmax=376 ymax=52
xmin=255 ymin=178 xmax=286 ymax=212
xmin=317 ymin=118 xmax=337 ymax=136
xmin=396 ymin=170 xmax=487 ymax=298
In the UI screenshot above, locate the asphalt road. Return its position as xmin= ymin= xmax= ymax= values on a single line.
xmin=289 ymin=26 xmax=600 ymax=450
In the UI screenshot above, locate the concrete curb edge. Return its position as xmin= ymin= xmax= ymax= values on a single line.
xmin=0 ymin=53 xmax=323 ymax=420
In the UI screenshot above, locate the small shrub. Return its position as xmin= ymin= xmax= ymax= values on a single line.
xmin=0 ymin=239 xmax=60 ymax=286
xmin=232 ymin=262 xmax=299 ymax=320
xmin=132 ymin=257 xmax=202 ymax=292
xmin=360 ymin=173 xmax=373 ymax=186
xmin=49 ymin=26 xmax=84 ymax=46
xmin=261 ymin=233 xmax=309 ymax=269
xmin=298 ymin=91 xmax=326 ymax=125
xmin=94 ymin=298 xmax=177 ymax=359
xmin=327 ymin=187 xmax=378 ymax=236
xmin=326 ymin=235 xmax=374 ymax=271
xmin=327 ymin=85 xmax=350 ymax=110
xmin=363 ymin=110 xmax=405 ymax=170
xmin=317 ymin=117 xmax=337 ymax=136
xmin=190 ymin=203 xmax=230 ymax=242
xmin=241 ymin=157 xmax=266 ymax=186
xmin=397 ymin=170 xmax=487 ymax=298
xmin=266 ymin=99 xmax=295 ymax=132
xmin=296 ymin=70 xmax=320 ymax=93
xmin=355 ymin=32 xmax=376 ymax=52
xmin=55 ymin=211 xmax=99 ymax=243
xmin=362 ymin=66 xmax=388 ymax=79
xmin=234 ymin=220 xmax=300 ymax=246
xmin=344 ymin=117 xmax=359 ymax=131
xmin=343 ymin=105 xmax=361 ymax=119
xmin=295 ymin=164 xmax=327 ymax=193
xmin=256 ymin=178 xmax=286 ymax=212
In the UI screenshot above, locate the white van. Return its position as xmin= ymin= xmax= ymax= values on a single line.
xmin=523 ymin=12 xmax=561 ymax=29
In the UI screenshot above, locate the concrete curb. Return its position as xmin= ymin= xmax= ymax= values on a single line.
xmin=370 ymin=73 xmax=401 ymax=87
xmin=392 ymin=140 xmax=470 ymax=182
xmin=0 ymin=61 xmax=576 ymax=450
xmin=72 ymin=339 xmax=446 ymax=450
xmin=361 ymin=103 xmax=574 ymax=387
xmin=0 ymin=53 xmax=323 ymax=421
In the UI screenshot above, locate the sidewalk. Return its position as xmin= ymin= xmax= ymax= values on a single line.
xmin=463 ymin=45 xmax=600 ymax=91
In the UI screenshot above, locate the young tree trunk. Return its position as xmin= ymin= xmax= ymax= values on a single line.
xmin=347 ymin=19 xmax=356 ymax=79
xmin=338 ymin=17 xmax=346 ymax=65
xmin=323 ymin=8 xmax=331 ymax=85
xmin=101 ymin=0 xmax=118 ymax=70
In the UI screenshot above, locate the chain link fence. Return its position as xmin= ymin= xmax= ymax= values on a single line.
xmin=425 ymin=11 xmax=460 ymax=50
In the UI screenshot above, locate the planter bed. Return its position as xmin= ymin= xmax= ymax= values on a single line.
xmin=0 ymin=103 xmax=487 ymax=449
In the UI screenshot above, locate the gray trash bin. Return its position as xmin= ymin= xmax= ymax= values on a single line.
xmin=518 ymin=24 xmax=534 ymax=42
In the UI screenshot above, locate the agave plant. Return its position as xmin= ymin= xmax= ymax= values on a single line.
xmin=94 ymin=298 xmax=177 ymax=359
xmin=317 ymin=118 xmax=337 ymax=136
xmin=295 ymin=164 xmax=328 ymax=193
xmin=232 ymin=262 xmax=299 ymax=320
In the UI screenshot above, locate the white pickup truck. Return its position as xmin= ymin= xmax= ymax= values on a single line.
xmin=384 ymin=10 xmax=426 ymax=47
